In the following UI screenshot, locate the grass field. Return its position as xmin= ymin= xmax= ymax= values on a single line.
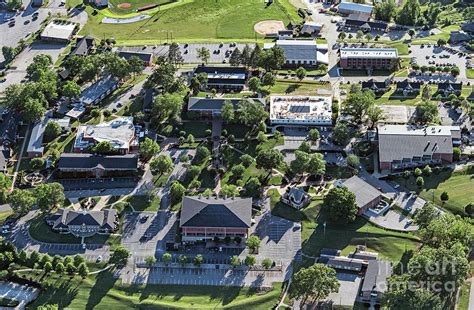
xmin=267 ymin=80 xmax=331 ymax=96
xmin=467 ymin=68 xmax=474 ymax=79
xmin=394 ymin=166 xmax=474 ymax=216
xmin=108 ymin=0 xmax=173 ymax=14
xmin=29 ymin=270 xmax=282 ymax=309
xmin=80 ymin=0 xmax=300 ymax=44
xmin=0 ymin=210 xmax=13 ymax=226
xmin=125 ymin=195 xmax=161 ymax=212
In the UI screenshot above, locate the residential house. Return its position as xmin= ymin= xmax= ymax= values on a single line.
xmin=70 ymin=36 xmax=96 ymax=57
xmin=395 ymin=79 xmax=421 ymax=96
xmin=377 ymin=125 xmax=461 ymax=171
xmin=77 ymin=76 xmax=119 ymax=105
xmin=281 ymin=187 xmax=310 ymax=209
xmin=449 ymin=31 xmax=472 ymax=44
xmin=180 ymin=196 xmax=252 ymax=242
xmin=461 ymin=23 xmax=474 ymax=34
xmin=73 ymin=117 xmax=138 ymax=154
xmin=278 ymin=30 xmax=294 ymax=40
xmin=46 ymin=208 xmax=118 ymax=237
xmin=0 ymin=111 xmax=19 ymax=148
xmin=193 ymin=66 xmax=247 ymax=91
xmin=300 ymin=22 xmax=323 ymax=36
xmin=118 ymin=50 xmax=154 ymax=66
xmin=361 ymin=79 xmax=390 ymax=95
xmin=326 ymin=256 xmax=365 ymax=272
xmin=337 ymin=176 xmax=384 ymax=215
xmin=344 ymin=19 xmax=388 ymax=32
xmin=337 ymin=2 xmax=373 ymax=21
xmin=57 ymin=153 xmax=138 ymax=178
xmin=340 ymin=48 xmax=399 ymax=70
xmin=187 ymin=97 xmax=265 ymax=118
xmin=94 ymin=0 xmax=108 ymax=7
xmin=361 ymin=260 xmax=392 ymax=304
xmin=437 ymin=82 xmax=462 ymax=96
xmin=269 ymin=95 xmax=333 ymax=126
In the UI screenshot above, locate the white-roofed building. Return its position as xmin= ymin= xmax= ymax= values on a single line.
xmin=269 ymin=95 xmax=332 ymax=126
xmin=265 ymin=40 xmax=329 ymax=66
xmin=41 ymin=20 xmax=77 ymax=42
xmin=73 ymin=117 xmax=138 ymax=154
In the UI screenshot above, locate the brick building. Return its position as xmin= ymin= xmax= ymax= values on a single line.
xmin=340 ymin=48 xmax=399 ymax=70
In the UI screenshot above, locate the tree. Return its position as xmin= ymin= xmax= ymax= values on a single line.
xmin=167 ymin=42 xmax=184 ymax=66
xmin=422 ymin=165 xmax=432 ymax=176
xmin=128 ymin=56 xmax=144 ymax=78
xmin=26 ymin=54 xmax=52 ymax=79
xmin=238 ymin=155 xmax=253 ymax=169
xmin=416 ymin=101 xmax=438 ymax=123
xmin=162 ymin=253 xmax=172 ymax=264
xmin=356 ymin=30 xmax=364 ymax=41
xmin=295 ymin=67 xmax=306 ymax=81
xmin=237 ymin=100 xmax=268 ymax=127
xmin=244 ymin=255 xmax=256 ymax=266
xmin=290 ymin=150 xmax=311 ymax=177
xmin=291 ymin=264 xmax=340 ymax=304
xmin=343 ymin=90 xmax=375 ymax=124
xmin=40 ymin=253 xmax=52 ymax=268
xmin=55 ymin=262 xmax=65 ymax=275
xmin=414 ymin=168 xmax=422 ymax=176
xmin=261 ymin=72 xmax=276 ymax=88
xmin=453 ymin=147 xmax=461 ymax=161
xmin=2 ymin=46 xmax=19 ymax=63
xmin=421 ymin=84 xmax=431 ymax=100
xmin=229 ymin=48 xmax=241 ymax=66
xmin=30 ymin=157 xmax=45 ymax=170
xmin=249 ymin=44 xmax=262 ymax=68
xmin=7 ymin=189 xmax=36 ymax=215
xmin=414 ymin=204 xmax=438 ymax=228
xmin=451 ymin=66 xmax=460 ymax=77
xmin=307 ymin=128 xmax=320 ymax=143
xmin=72 ymin=254 xmax=85 ymax=268
xmin=397 ymin=0 xmax=421 ymax=26
xmin=139 ymin=137 xmax=160 ymax=160
xmin=110 ymin=246 xmax=131 ymax=266
xmin=77 ymin=262 xmax=89 ymax=278
xmin=150 ymin=155 xmax=173 ymax=178
xmin=178 ymin=254 xmax=188 ymax=265
xmin=246 ymin=235 xmax=261 ymax=253
xmin=44 ymin=122 xmax=61 ymax=142
xmin=323 ymin=187 xmax=357 ymax=223
xmin=259 ymin=46 xmax=286 ymax=71
xmin=248 ymin=76 xmax=260 ymax=94
xmin=66 ymin=263 xmax=76 ymax=275
xmin=374 ymin=0 xmax=397 ymax=21
xmin=195 ymin=146 xmax=210 ymax=165
xmin=256 ymin=148 xmax=284 ymax=178
xmin=241 ymin=45 xmax=251 ymax=67
xmin=338 ymin=32 xmax=346 ymax=40
xmin=440 ymin=191 xmax=449 ymax=204
xmin=230 ymin=255 xmax=240 ymax=268
xmin=22 ymin=98 xmax=46 ymax=123
xmin=170 ymin=181 xmax=185 ymax=204
xmin=151 ymin=93 xmax=183 ymax=124
xmin=91 ymin=141 xmax=117 ymax=154
xmin=346 ymin=154 xmax=359 ymax=169
xmin=193 ymin=254 xmax=204 ymax=267
xmin=196 ymin=47 xmax=210 ymax=64
xmin=262 ymin=258 xmax=273 ymax=269
xmin=437 ymin=38 xmax=447 ymax=47
xmin=420 ymin=214 xmax=472 ymax=248
xmin=148 ymin=60 xmax=177 ymax=93
xmin=308 ymin=153 xmax=326 ymax=176
xmin=61 ymin=81 xmax=81 ymax=100
xmin=244 ymin=177 xmax=261 ymax=198
xmin=44 ymin=262 xmax=53 ymax=274
xmin=332 ymin=123 xmax=349 ymax=146
xmin=465 ymin=203 xmax=474 ymax=217
xmin=367 ymin=105 xmax=385 ymax=129
xmin=231 ymin=164 xmax=245 ymax=179
xmin=365 ymin=33 xmax=373 ymax=41
xmin=34 ymin=183 xmax=65 ymax=212
xmin=221 ymin=100 xmax=235 ymax=123
xmin=219 ymin=184 xmax=239 ymax=197
xmin=416 ymin=176 xmax=424 ymax=188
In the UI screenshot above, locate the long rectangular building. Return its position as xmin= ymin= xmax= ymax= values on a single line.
xmin=378 ymin=125 xmax=461 ymax=171
xmin=340 ymin=48 xmax=398 ymax=70
xmin=269 ymin=95 xmax=332 ymax=126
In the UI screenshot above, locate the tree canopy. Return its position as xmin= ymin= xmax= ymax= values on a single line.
xmin=323 ymin=187 xmax=358 ymax=223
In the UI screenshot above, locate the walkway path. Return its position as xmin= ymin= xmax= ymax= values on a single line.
xmin=11 ymin=125 xmax=30 ymax=191
xmin=468 ymin=276 xmax=474 ymax=310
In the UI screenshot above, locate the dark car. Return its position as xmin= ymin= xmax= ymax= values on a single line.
xmin=139 ymin=215 xmax=149 ymax=223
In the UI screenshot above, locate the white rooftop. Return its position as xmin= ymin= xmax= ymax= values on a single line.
xmin=340 ymin=48 xmax=398 ymax=59
xmin=41 ymin=20 xmax=76 ymax=40
xmin=276 ymin=39 xmax=317 ymax=46
xmin=74 ymin=116 xmax=137 ymax=151
xmin=269 ymin=95 xmax=332 ymax=125
xmin=378 ymin=124 xmax=461 ymax=137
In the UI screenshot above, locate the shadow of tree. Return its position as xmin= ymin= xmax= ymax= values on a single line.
xmin=85 ymin=270 xmax=117 ymax=310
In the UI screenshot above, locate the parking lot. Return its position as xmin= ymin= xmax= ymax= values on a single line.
xmin=410 ymin=44 xmax=469 ymax=78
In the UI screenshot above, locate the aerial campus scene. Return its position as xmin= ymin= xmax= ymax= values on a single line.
xmin=0 ymin=0 xmax=473 ymax=309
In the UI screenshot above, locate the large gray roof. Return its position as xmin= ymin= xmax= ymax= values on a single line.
xmin=276 ymin=40 xmax=317 ymax=61
xmin=180 ymin=196 xmax=251 ymax=228
xmin=342 ymin=176 xmax=382 ymax=209
xmin=188 ymin=97 xmax=264 ymax=112
xmin=58 ymin=153 xmax=138 ymax=170
xmin=361 ymin=260 xmax=392 ymax=293
xmin=378 ymin=125 xmax=460 ymax=163
xmin=49 ymin=208 xmax=117 ymax=230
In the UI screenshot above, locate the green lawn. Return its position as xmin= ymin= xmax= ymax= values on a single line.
xmin=467 ymin=68 xmax=474 ymax=79
xmin=267 ymin=80 xmax=331 ymax=96
xmin=80 ymin=0 xmax=300 ymax=44
xmin=373 ymin=87 xmax=423 ymax=106
xmin=391 ymin=43 xmax=409 ymax=56
xmin=29 ymin=270 xmax=282 ymax=309
xmin=125 ymin=195 xmax=161 ymax=212
xmin=178 ymin=122 xmax=211 ymax=138
xmin=0 ymin=210 xmax=13 ymax=226
xmin=108 ymin=0 xmax=173 ymax=14
xmin=394 ymin=166 xmax=474 ymax=216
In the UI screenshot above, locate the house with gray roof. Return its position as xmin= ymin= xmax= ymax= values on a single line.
xmin=377 ymin=125 xmax=461 ymax=171
xmin=46 ymin=208 xmax=118 ymax=237
xmin=78 ymin=76 xmax=119 ymax=106
xmin=281 ymin=187 xmax=310 ymax=209
xmin=337 ymin=176 xmax=384 ymax=215
xmin=264 ymin=40 xmax=329 ymax=66
xmin=57 ymin=153 xmax=138 ymax=178
xmin=187 ymin=97 xmax=265 ymax=118
xmin=361 ymin=260 xmax=392 ymax=304
xmin=180 ymin=196 xmax=252 ymax=242
xmin=337 ymin=2 xmax=373 ymax=21
xmin=71 ymin=36 xmax=96 ymax=57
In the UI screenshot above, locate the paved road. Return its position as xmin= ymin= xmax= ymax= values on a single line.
xmin=106 ymin=67 xmax=152 ymax=112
